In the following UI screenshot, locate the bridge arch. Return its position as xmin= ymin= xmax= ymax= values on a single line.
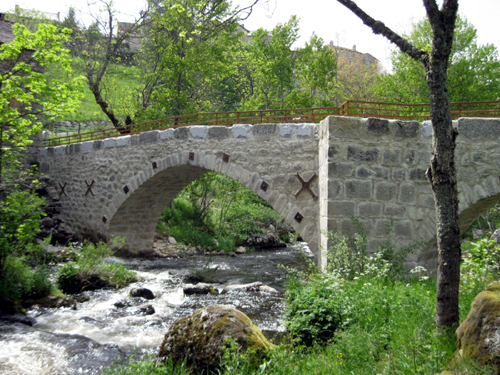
xmin=38 ymin=124 xmax=327 ymax=265
xmin=107 ymin=151 xmax=319 ymax=256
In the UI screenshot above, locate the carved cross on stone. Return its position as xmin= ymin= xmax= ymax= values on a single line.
xmin=294 ymin=173 xmax=318 ymax=200
xmin=58 ymin=182 xmax=68 ymax=198
xmin=85 ymin=180 xmax=95 ymax=196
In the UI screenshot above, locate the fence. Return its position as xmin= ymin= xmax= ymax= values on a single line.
xmin=43 ymin=100 xmax=500 ymax=147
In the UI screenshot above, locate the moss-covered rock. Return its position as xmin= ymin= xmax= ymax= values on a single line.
xmin=453 ymin=281 xmax=500 ymax=373
xmin=158 ymin=304 xmax=274 ymax=373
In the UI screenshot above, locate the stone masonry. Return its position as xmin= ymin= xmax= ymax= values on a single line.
xmin=327 ymin=116 xmax=500 ymax=271
xmin=38 ymin=116 xmax=500 ymax=272
xmin=39 ymin=123 xmax=328 ymax=267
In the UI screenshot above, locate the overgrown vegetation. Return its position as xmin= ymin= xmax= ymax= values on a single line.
xmin=56 ymin=239 xmax=137 ymax=294
xmin=156 ymin=172 xmax=288 ymax=253
xmin=107 ymin=216 xmax=499 ymax=374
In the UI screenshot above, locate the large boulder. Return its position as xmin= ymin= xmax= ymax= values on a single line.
xmin=158 ymin=305 xmax=274 ymax=373
xmin=452 ymin=281 xmax=500 ymax=372
xmin=491 ymin=229 xmax=500 ymax=244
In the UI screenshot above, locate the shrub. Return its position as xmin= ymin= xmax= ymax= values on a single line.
xmin=0 ymin=255 xmax=52 ymax=305
xmin=57 ymin=263 xmax=82 ymax=294
xmin=57 ymin=240 xmax=136 ymax=294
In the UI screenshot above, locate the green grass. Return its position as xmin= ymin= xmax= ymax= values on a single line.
xmin=44 ymin=58 xmax=143 ymax=123
xmin=57 ymin=240 xmax=137 ymax=294
xmin=104 ymin=228 xmax=499 ymax=375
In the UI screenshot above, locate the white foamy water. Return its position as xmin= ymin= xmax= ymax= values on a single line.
xmin=0 ymin=245 xmax=311 ymax=375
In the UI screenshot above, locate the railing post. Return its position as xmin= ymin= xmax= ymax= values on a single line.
xmin=237 ymin=111 xmax=240 ymax=124
xmin=312 ymin=108 xmax=315 ymax=122
xmin=216 ymin=113 xmax=218 ymax=126
xmin=260 ymin=111 xmax=263 ymax=123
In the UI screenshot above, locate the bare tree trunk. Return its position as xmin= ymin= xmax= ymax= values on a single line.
xmin=336 ymin=0 xmax=460 ymax=329
xmin=425 ymin=58 xmax=461 ymax=329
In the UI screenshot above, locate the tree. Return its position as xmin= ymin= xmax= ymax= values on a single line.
xmin=0 ymin=22 xmax=84 ymax=282
xmin=329 ymin=45 xmax=380 ymax=105
xmin=70 ymin=0 xmax=149 ymax=128
xmin=240 ymin=16 xmax=300 ymax=110
xmin=0 ymin=23 xmax=84 ymax=190
xmin=60 ymin=7 xmax=81 ymax=38
xmin=294 ymin=33 xmax=337 ymax=107
xmin=337 ymin=0 xmax=461 ymax=329
xmin=136 ymin=0 xmax=244 ymax=120
xmin=374 ymin=15 xmax=500 ymax=103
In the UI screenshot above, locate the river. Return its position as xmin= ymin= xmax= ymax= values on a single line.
xmin=0 ymin=244 xmax=311 ymax=375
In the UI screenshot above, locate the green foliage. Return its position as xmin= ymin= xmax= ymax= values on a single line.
xmin=0 ymin=190 xmax=47 ymax=303
xmin=57 ymin=240 xmax=136 ymax=294
xmin=57 ymin=263 xmax=82 ymax=294
xmin=0 ymin=23 xmax=84 ymax=163
xmin=157 ymin=172 xmax=284 ymax=253
xmin=374 ymin=15 xmax=500 ymax=103
xmin=461 ymin=237 xmax=500 ymax=300
xmin=325 ymin=220 xmax=423 ymax=280
xmin=239 ymin=17 xmax=336 ymax=110
xmin=104 ymin=356 xmax=190 ymax=375
xmin=0 ymin=255 xmax=52 ymax=303
xmin=136 ymin=0 xmax=242 ymax=119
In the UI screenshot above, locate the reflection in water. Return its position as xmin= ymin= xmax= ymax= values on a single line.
xmin=0 ymin=244 xmax=311 ymax=375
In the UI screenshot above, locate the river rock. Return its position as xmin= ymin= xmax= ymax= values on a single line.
xmin=168 ymin=237 xmax=177 ymax=245
xmin=472 ymin=229 xmax=485 ymax=240
xmin=491 ymin=229 xmax=500 ymax=244
xmin=243 ymin=234 xmax=286 ymax=250
xmin=158 ymin=305 xmax=274 ymax=373
xmin=0 ymin=313 xmax=37 ymax=326
xmin=221 ymin=282 xmax=279 ymax=294
xmin=130 ymin=287 xmax=155 ymax=300
xmin=183 ymin=283 xmax=219 ymax=295
xmin=450 ymin=281 xmax=500 ymax=372
xmin=32 ymin=295 xmax=76 ymax=309
xmin=235 ymin=246 xmax=246 ymax=254
xmin=136 ymin=304 xmax=155 ymax=315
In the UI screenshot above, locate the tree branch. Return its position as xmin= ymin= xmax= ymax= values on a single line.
xmin=336 ymin=0 xmax=428 ymax=64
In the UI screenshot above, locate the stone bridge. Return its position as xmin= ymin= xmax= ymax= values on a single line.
xmin=38 ymin=116 xmax=500 ymax=271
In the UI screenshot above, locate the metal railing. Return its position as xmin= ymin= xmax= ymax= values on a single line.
xmin=43 ymin=100 xmax=500 ymax=147
xmin=338 ymin=100 xmax=500 ymax=120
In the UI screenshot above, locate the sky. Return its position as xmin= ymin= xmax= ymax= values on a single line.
xmin=2 ymin=0 xmax=500 ymax=70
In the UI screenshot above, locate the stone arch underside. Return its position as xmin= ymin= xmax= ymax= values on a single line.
xmin=107 ymin=162 xmax=320 ymax=258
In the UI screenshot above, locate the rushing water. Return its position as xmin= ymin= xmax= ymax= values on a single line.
xmin=0 ymin=245 xmax=311 ymax=375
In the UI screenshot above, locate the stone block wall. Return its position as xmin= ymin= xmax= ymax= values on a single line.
xmin=38 ymin=116 xmax=500 ymax=271
xmin=326 ymin=116 xmax=500 ymax=271
xmin=38 ymin=123 xmax=327 ymax=263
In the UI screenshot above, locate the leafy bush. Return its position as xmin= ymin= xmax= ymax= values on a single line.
xmin=57 ymin=241 xmax=136 ymax=294
xmin=0 ymin=189 xmax=51 ymax=306
xmin=57 ymin=263 xmax=82 ymax=294
xmin=0 ymin=255 xmax=52 ymax=305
